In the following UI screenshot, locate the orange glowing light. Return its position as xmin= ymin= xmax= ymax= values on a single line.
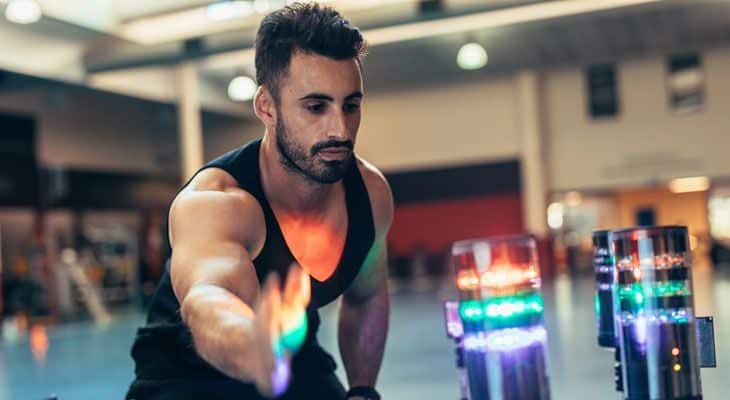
xmin=480 ymin=265 xmax=538 ymax=288
xmin=672 ymin=347 xmax=680 ymax=356
xmin=632 ymin=268 xmax=642 ymax=280
xmin=29 ymin=325 xmax=49 ymax=365
xmin=457 ymin=270 xmax=480 ymax=290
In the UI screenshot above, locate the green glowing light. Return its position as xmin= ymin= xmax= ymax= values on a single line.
xmin=277 ymin=312 xmax=308 ymax=354
xmin=459 ymin=300 xmax=484 ymax=321
xmin=618 ymin=281 xmax=690 ymax=304
xmin=459 ymin=294 xmax=544 ymax=322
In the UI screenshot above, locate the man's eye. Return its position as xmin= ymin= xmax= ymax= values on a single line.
xmin=344 ymin=103 xmax=361 ymax=113
xmin=307 ymin=103 xmax=325 ymax=113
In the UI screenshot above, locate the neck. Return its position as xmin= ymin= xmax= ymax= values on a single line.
xmin=259 ymin=132 xmax=341 ymax=216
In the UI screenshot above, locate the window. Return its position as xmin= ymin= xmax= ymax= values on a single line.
xmin=586 ymin=63 xmax=619 ymax=119
xmin=667 ymin=52 xmax=704 ymax=114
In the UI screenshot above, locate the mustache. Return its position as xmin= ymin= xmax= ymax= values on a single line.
xmin=311 ymin=140 xmax=354 ymax=154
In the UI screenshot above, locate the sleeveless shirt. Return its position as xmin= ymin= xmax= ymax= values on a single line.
xmin=127 ymin=139 xmax=375 ymax=396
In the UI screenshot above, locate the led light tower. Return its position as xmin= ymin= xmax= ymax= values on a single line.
xmin=593 ymin=230 xmax=624 ymax=392
xmin=446 ymin=235 xmax=551 ymax=400
xmin=612 ymin=226 xmax=702 ymax=400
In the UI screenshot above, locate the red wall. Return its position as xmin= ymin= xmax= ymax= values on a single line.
xmin=387 ymin=194 xmax=524 ymax=255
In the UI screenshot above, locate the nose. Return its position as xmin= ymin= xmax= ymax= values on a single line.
xmin=326 ymin=109 xmax=349 ymax=141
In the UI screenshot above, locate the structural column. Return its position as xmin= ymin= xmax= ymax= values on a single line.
xmin=515 ymin=70 xmax=553 ymax=276
xmin=177 ymin=61 xmax=204 ymax=182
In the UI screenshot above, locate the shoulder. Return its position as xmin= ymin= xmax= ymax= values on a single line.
xmin=356 ymin=157 xmax=394 ymax=238
xmin=169 ymin=167 xmax=266 ymax=256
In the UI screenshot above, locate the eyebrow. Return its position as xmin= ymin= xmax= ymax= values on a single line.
xmin=298 ymin=91 xmax=364 ymax=102
xmin=345 ymin=92 xmax=364 ymax=101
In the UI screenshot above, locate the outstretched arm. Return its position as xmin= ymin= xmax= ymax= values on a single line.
xmin=171 ymin=169 xmax=309 ymax=397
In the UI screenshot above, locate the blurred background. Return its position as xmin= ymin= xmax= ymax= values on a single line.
xmin=1 ymin=0 xmax=730 ymax=399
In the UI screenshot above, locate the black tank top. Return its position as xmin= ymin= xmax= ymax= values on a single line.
xmin=128 ymin=139 xmax=375 ymax=386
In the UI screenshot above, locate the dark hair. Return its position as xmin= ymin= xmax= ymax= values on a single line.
xmin=254 ymin=2 xmax=367 ymax=100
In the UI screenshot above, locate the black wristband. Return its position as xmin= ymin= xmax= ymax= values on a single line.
xmin=346 ymin=386 xmax=381 ymax=400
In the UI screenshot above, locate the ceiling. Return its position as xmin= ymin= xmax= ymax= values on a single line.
xmin=360 ymin=0 xmax=730 ymax=92
xmin=1 ymin=0 xmax=729 ymax=117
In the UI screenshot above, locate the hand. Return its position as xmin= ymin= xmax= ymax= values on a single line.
xmin=250 ymin=265 xmax=311 ymax=397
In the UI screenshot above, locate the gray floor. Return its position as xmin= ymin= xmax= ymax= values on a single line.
xmin=2 ymin=266 xmax=730 ymax=400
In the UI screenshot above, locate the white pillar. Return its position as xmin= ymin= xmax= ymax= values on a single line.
xmin=177 ymin=61 xmax=204 ymax=182
xmin=516 ymin=70 xmax=549 ymax=238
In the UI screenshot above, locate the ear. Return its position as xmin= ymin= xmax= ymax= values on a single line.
xmin=253 ymin=86 xmax=277 ymax=128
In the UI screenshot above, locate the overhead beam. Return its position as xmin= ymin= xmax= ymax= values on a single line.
xmin=84 ymin=33 xmax=258 ymax=74
xmin=84 ymin=0 xmax=544 ymax=74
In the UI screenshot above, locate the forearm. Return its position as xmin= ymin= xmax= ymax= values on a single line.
xmin=181 ymin=284 xmax=259 ymax=382
xmin=338 ymin=287 xmax=389 ymax=387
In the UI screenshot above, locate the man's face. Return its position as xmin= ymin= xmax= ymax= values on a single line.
xmin=273 ymin=51 xmax=364 ymax=184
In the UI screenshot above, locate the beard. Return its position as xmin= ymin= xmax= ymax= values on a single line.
xmin=274 ymin=116 xmax=354 ymax=184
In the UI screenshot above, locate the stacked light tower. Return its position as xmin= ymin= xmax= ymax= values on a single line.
xmin=592 ymin=226 xmax=715 ymax=400
xmin=612 ymin=226 xmax=703 ymax=400
xmin=594 ymin=230 xmax=617 ymax=348
xmin=445 ymin=235 xmax=551 ymax=400
xmin=593 ymin=230 xmax=624 ymax=392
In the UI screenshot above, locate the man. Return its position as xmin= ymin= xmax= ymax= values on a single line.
xmin=126 ymin=3 xmax=392 ymax=400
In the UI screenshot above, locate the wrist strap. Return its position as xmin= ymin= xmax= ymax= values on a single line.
xmin=346 ymin=386 xmax=381 ymax=400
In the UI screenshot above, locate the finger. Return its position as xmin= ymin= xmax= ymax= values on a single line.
xmin=259 ymin=273 xmax=282 ymax=357
xmin=296 ymin=269 xmax=310 ymax=307
xmin=271 ymin=353 xmax=292 ymax=397
xmin=266 ymin=279 xmax=282 ymax=338
xmin=260 ymin=272 xmax=280 ymax=310
xmin=283 ymin=264 xmax=310 ymax=309
xmin=279 ymin=310 xmax=308 ymax=354
xmin=261 ymin=275 xmax=280 ymax=318
xmin=280 ymin=265 xmax=308 ymax=334
xmin=254 ymin=274 xmax=285 ymax=397
xmin=283 ymin=264 xmax=303 ymax=303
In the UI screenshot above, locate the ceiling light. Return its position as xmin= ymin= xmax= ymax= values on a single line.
xmin=228 ymin=76 xmax=257 ymax=102
xmin=5 ymin=0 xmax=42 ymax=24
xmin=457 ymin=43 xmax=488 ymax=70
xmin=206 ymin=1 xmax=255 ymax=21
xmin=121 ymin=2 xmax=259 ymax=44
xmin=547 ymin=203 xmax=565 ymax=230
xmin=254 ymin=0 xmax=270 ymax=13
xmin=122 ymin=8 xmax=217 ymax=44
xmin=668 ymin=176 xmax=710 ymax=194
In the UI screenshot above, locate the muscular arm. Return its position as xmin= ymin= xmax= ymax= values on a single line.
xmin=338 ymin=161 xmax=394 ymax=392
xmin=338 ymin=238 xmax=390 ymax=388
xmin=170 ymin=169 xmax=307 ymax=396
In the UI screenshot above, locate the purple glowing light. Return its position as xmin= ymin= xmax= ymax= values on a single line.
xmin=447 ymin=322 xmax=464 ymax=338
xmin=444 ymin=301 xmax=464 ymax=339
xmin=444 ymin=301 xmax=460 ymax=322
xmin=596 ymin=265 xmax=612 ymax=274
xmin=487 ymin=327 xmax=547 ymax=351
xmin=598 ymin=283 xmax=612 ymax=291
xmin=463 ymin=332 xmax=489 ymax=351
xmin=463 ymin=327 xmax=547 ymax=352
xmin=271 ymin=357 xmax=290 ymax=397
